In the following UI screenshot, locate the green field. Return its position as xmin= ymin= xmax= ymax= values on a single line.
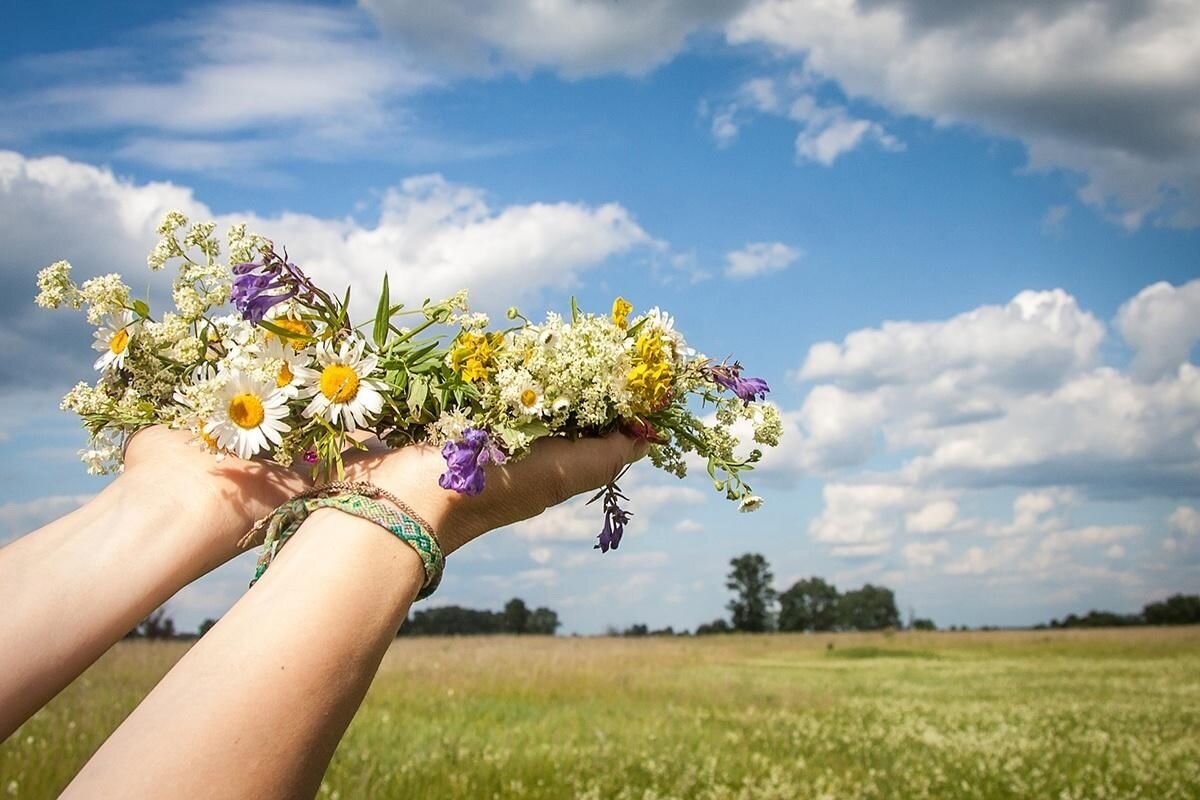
xmin=4 ymin=628 xmax=1199 ymax=798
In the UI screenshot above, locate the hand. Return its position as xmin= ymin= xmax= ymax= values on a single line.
xmin=343 ymin=433 xmax=649 ymax=555
xmin=122 ymin=426 xmax=313 ymax=548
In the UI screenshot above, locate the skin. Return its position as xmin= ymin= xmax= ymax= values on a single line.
xmin=0 ymin=425 xmax=645 ymax=798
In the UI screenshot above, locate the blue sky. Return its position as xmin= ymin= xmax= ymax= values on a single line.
xmin=1 ymin=0 xmax=1198 ymax=634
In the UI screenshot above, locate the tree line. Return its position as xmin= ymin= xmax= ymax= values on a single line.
xmin=693 ymin=552 xmax=909 ymax=634
xmin=397 ymin=597 xmax=560 ymax=636
xmin=1037 ymin=594 xmax=1200 ymax=629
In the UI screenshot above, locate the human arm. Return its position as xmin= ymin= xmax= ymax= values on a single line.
xmin=0 ymin=427 xmax=309 ymax=740
xmin=62 ymin=432 xmax=646 ymax=799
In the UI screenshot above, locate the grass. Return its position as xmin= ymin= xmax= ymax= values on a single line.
xmin=3 ymin=628 xmax=1199 ymax=798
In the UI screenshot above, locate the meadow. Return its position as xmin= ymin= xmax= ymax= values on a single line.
xmin=3 ymin=628 xmax=1198 ymax=799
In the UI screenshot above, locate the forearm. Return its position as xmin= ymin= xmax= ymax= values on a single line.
xmin=64 ymin=508 xmax=424 ymax=799
xmin=0 ymin=469 xmax=245 ymax=740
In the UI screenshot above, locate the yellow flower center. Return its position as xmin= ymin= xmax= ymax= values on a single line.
xmin=520 ymin=388 xmax=539 ymax=408
xmin=228 ymin=393 xmax=265 ymax=429
xmin=277 ymin=362 xmax=294 ymax=388
xmin=109 ymin=328 xmax=130 ymax=355
xmin=198 ymin=421 xmax=220 ymax=450
xmin=320 ymin=364 xmax=360 ymax=403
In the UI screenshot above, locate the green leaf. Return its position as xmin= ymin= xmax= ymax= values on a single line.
xmin=407 ymin=376 xmax=428 ymax=416
xmin=132 ymin=299 xmax=150 ymax=319
xmin=517 ymin=420 xmax=551 ymax=439
xmin=373 ymin=272 xmax=390 ymax=348
xmin=570 ymin=296 xmax=581 ymax=323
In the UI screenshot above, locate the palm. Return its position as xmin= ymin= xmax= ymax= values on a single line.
xmin=123 ymin=426 xmax=312 ymax=535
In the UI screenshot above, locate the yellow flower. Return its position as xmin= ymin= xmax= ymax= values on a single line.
xmin=627 ymin=329 xmax=673 ymax=413
xmin=612 ymin=296 xmax=633 ymax=329
xmin=450 ymin=331 xmax=504 ymax=383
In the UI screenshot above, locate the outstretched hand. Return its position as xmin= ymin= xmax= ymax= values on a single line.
xmin=343 ymin=432 xmax=650 ymax=554
xmin=122 ymin=426 xmax=313 ymax=547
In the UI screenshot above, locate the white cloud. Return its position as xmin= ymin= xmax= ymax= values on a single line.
xmin=799 ymin=289 xmax=1104 ymax=391
xmin=905 ymin=500 xmax=959 ymax=535
xmin=727 ymin=0 xmax=1200 ymax=228
xmin=0 ymin=151 xmax=655 ymax=390
xmin=788 ymin=281 xmax=1200 ymax=594
xmin=831 ymin=542 xmax=890 ymax=558
xmin=903 ymin=539 xmax=949 ymax=568
xmin=0 ymin=494 xmax=95 ymax=544
xmin=1116 ymin=279 xmax=1200 ymax=382
xmin=509 ymin=478 xmax=704 ymax=542
xmin=1169 ymin=505 xmax=1200 ymax=538
xmin=1032 ymin=524 xmax=1142 ymax=570
xmin=1165 ymin=505 xmax=1200 ymax=555
xmin=703 ymin=72 xmax=902 ymax=165
xmin=361 ymin=0 xmax=750 ymax=78
xmin=4 ymin=4 xmax=436 ymax=173
xmin=809 ymin=482 xmax=911 ymax=546
xmin=674 ymin=518 xmax=704 ymax=533
xmin=944 ymin=540 xmax=1027 ymax=577
xmin=529 ymin=547 xmax=553 ymax=564
xmin=724 ymin=241 xmax=801 ymax=279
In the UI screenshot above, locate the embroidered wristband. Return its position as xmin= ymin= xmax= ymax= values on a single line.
xmin=241 ymin=481 xmax=445 ymax=600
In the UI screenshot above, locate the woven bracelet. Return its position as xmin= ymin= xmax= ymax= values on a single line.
xmin=241 ymin=481 xmax=445 ymax=600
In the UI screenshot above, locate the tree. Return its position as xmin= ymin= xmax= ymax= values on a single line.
xmin=836 ymin=584 xmax=901 ymax=631
xmin=503 ymin=597 xmax=531 ymax=634
xmin=725 ymin=553 xmax=777 ymax=632
xmin=198 ymin=618 xmax=219 ymax=637
xmin=135 ymin=606 xmax=175 ymax=640
xmin=778 ymin=577 xmax=840 ymax=632
xmin=1143 ymin=594 xmax=1200 ymax=625
xmin=695 ymin=618 xmax=732 ymax=635
xmin=528 ymin=607 xmax=561 ymax=635
xmin=910 ymin=618 xmax=937 ymax=631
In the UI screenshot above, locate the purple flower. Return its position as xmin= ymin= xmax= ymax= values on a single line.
xmin=302 ymin=448 xmax=319 ymax=465
xmin=438 ymin=428 xmax=507 ymax=496
xmin=231 ymin=260 xmax=298 ymax=324
xmin=229 ymin=251 xmax=316 ymax=324
xmin=710 ymin=362 xmax=770 ymax=403
xmin=594 ymin=484 xmax=633 ymax=553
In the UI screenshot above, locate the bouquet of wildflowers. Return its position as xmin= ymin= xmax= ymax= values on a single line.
xmin=35 ymin=214 xmax=781 ymax=550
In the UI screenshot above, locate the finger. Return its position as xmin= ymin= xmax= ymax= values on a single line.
xmin=512 ymin=432 xmax=648 ymax=507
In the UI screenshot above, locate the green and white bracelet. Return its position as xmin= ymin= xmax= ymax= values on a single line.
xmin=241 ymin=481 xmax=445 ymax=600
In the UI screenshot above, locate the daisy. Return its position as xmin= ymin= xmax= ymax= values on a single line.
xmin=738 ymin=495 xmax=764 ymax=513
xmin=259 ymin=336 xmax=310 ymax=397
xmin=513 ymin=380 xmax=545 ymax=418
xmin=92 ymin=311 xmax=139 ymax=372
xmin=205 ymin=372 xmax=290 ymax=460
xmin=297 ymin=339 xmax=385 ymax=432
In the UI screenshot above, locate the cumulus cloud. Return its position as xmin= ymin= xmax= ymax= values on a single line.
xmin=0 ymin=150 xmax=656 ymax=392
xmin=726 ymin=0 xmax=1200 ymax=228
xmin=1116 ymin=279 xmax=1200 ymax=382
xmin=786 ymin=281 xmax=1200 ymax=590
xmin=361 ymin=0 xmax=751 ymax=78
xmin=724 ymin=241 xmax=801 ymax=279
